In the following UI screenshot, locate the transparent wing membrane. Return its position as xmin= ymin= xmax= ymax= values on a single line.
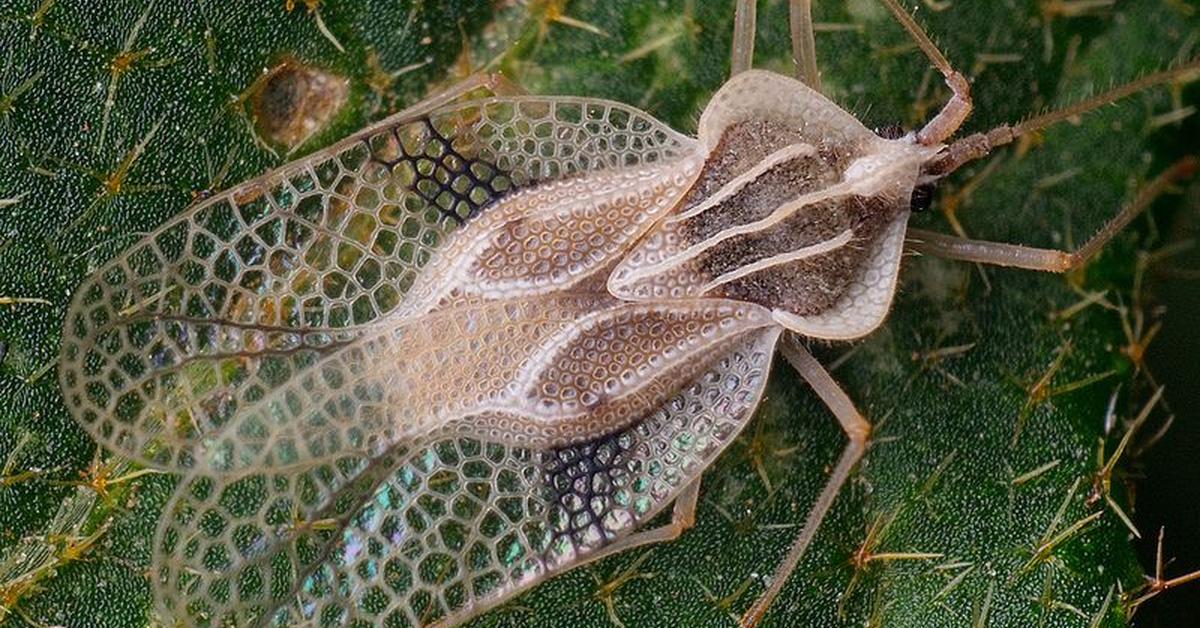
xmin=58 ymin=80 xmax=740 ymax=627
xmin=151 ymin=328 xmax=780 ymax=626
xmin=59 ymin=95 xmax=696 ymax=471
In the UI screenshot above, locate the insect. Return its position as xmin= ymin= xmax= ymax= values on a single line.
xmin=55 ymin=0 xmax=1198 ymax=626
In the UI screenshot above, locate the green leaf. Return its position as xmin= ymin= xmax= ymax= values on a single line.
xmin=1 ymin=1 xmax=1196 ymax=627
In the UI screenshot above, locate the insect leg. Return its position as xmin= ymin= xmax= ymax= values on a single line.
xmin=876 ymin=0 xmax=971 ymax=145
xmin=487 ymin=72 xmax=529 ymax=96
xmin=731 ymin=0 xmax=757 ymax=75
xmin=740 ymin=334 xmax=871 ymax=628
xmin=907 ymin=158 xmax=1197 ymax=272
xmin=392 ymin=71 xmax=519 ymax=119
xmin=577 ymin=480 xmax=702 ymax=565
xmin=789 ymin=0 xmax=821 ymax=91
xmin=925 ymin=60 xmax=1200 ymax=178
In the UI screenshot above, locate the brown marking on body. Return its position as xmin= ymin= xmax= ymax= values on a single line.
xmin=684 ymin=152 xmax=839 ymax=242
xmin=669 ymin=120 xmax=899 ymax=315
xmin=712 ymin=194 xmax=903 ymax=314
xmin=678 ymin=120 xmax=808 ymax=211
xmin=677 ymin=119 xmax=861 ymax=217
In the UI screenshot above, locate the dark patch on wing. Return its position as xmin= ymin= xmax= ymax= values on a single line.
xmin=709 ymin=194 xmax=904 ymax=315
xmin=539 ymin=430 xmax=630 ymax=555
xmin=370 ymin=118 xmax=515 ymax=225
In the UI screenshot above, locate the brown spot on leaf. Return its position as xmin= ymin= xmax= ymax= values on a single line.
xmin=245 ymin=58 xmax=348 ymax=152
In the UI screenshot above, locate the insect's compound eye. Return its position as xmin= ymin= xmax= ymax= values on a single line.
xmin=910 ymin=183 xmax=935 ymax=212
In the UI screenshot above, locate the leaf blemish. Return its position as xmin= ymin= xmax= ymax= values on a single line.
xmin=244 ymin=58 xmax=349 ymax=153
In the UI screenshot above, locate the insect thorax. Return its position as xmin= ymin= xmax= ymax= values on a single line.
xmin=610 ymin=70 xmax=937 ymax=339
xmin=622 ymin=119 xmax=905 ymax=314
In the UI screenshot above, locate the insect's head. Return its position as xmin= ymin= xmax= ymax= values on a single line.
xmin=874 ymin=124 xmax=936 ymax=213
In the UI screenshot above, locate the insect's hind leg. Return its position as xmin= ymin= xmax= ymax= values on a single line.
xmin=578 ymin=480 xmax=702 ymax=565
xmin=740 ymin=335 xmax=871 ymax=628
xmin=877 ymin=0 xmax=971 ymax=145
xmin=908 ymin=158 xmax=1198 ymax=272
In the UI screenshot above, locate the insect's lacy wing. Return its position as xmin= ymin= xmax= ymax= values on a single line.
xmin=57 ymin=94 xmax=695 ymax=471
xmin=200 ymin=295 xmax=774 ymax=479
xmin=150 ymin=327 xmax=782 ymax=627
xmin=609 ymin=70 xmax=938 ymax=340
xmin=193 ymin=295 xmax=617 ymax=475
xmin=151 ymin=452 xmax=392 ymax=625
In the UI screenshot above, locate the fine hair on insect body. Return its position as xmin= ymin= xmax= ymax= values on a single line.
xmin=54 ymin=0 xmax=1199 ymax=626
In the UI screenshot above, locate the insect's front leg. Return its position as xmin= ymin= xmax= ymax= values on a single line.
xmin=740 ymin=333 xmax=872 ymax=628
xmin=877 ymin=0 xmax=972 ymax=145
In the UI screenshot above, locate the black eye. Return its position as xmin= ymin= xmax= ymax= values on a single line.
xmin=910 ymin=183 xmax=935 ymax=212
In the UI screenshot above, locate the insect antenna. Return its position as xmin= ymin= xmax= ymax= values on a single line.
xmin=926 ymin=59 xmax=1200 ymax=179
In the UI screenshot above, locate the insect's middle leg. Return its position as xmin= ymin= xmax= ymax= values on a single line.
xmin=907 ymin=158 xmax=1198 ymax=272
xmin=877 ymin=0 xmax=971 ymax=145
xmin=740 ymin=334 xmax=871 ymax=628
xmin=580 ymin=480 xmax=702 ymax=564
